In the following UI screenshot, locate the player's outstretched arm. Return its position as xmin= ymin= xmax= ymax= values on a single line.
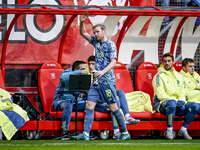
xmin=80 ymin=12 xmax=91 ymax=42
xmin=94 ymin=58 xmax=116 ymax=78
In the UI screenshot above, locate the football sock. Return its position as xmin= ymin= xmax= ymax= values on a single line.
xmin=125 ymin=113 xmax=131 ymax=120
xmin=167 ymin=127 xmax=173 ymax=131
xmin=114 ymin=129 xmax=120 ymax=135
xmin=84 ymin=109 xmax=94 ymax=134
xmin=111 ymin=113 xmax=119 ymax=130
xmin=182 ymin=102 xmax=198 ymax=128
xmin=180 ymin=126 xmax=186 ymax=131
xmin=117 ymin=90 xmax=129 ymax=115
xmin=113 ymin=109 xmax=127 ymax=133
xmin=62 ymin=103 xmax=73 ymax=131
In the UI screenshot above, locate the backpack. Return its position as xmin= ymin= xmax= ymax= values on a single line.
xmin=12 ymin=93 xmax=40 ymax=120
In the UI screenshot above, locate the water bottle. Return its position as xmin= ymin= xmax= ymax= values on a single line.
xmin=0 ymin=126 xmax=2 ymax=140
xmin=93 ymin=70 xmax=98 ymax=86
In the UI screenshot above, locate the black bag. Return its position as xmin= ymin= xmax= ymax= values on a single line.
xmin=12 ymin=93 xmax=40 ymax=120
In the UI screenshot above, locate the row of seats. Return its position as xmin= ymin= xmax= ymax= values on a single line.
xmin=35 ymin=61 xmax=200 ymax=136
xmin=36 ymin=61 xmax=187 ymax=122
xmin=37 ymin=61 xmax=154 ymax=133
xmin=37 ymin=61 xmax=135 ymax=120
xmin=0 ymin=60 xmax=183 ymax=120
xmin=2 ymin=60 xmax=200 ymax=139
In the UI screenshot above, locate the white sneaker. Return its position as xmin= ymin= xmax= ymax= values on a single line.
xmin=165 ymin=130 xmax=176 ymax=140
xmin=113 ymin=131 xmax=121 ymax=139
xmin=125 ymin=117 xmax=140 ymax=125
xmin=178 ymin=130 xmax=192 ymax=140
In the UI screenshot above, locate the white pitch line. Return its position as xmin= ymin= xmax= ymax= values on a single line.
xmin=0 ymin=142 xmax=199 ymax=147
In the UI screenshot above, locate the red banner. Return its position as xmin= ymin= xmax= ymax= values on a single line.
xmin=0 ymin=0 xmax=155 ymax=65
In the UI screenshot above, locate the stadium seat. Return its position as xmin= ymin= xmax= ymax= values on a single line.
xmin=135 ymin=62 xmax=158 ymax=104
xmin=152 ymin=112 xmax=199 ymax=122
xmin=173 ymin=62 xmax=182 ymax=72
xmin=114 ymin=62 xmax=153 ymax=119
xmin=114 ymin=62 xmax=134 ymax=93
xmin=37 ymin=61 xmax=64 ymax=114
xmin=130 ymin=111 xmax=152 ymax=120
xmin=37 ymin=61 xmax=87 ymax=120
xmin=94 ymin=111 xmax=111 ymax=121
xmin=153 ymin=112 xmax=184 ymax=119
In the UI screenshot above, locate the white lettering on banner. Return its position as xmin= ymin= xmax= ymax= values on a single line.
xmin=118 ymin=16 xmax=199 ymax=64
xmin=0 ymin=0 xmax=199 ymax=62
xmin=118 ymin=16 xmax=163 ymax=64
xmin=0 ymin=0 xmax=65 ymax=43
xmin=25 ymin=0 xmax=65 ymax=44
xmin=182 ymin=17 xmax=200 ymax=59
xmin=2 ymin=0 xmax=26 ymax=41
xmin=104 ymin=16 xmax=124 ymax=39
xmin=163 ymin=17 xmax=183 ymax=56
xmin=164 ymin=17 xmax=200 ymax=59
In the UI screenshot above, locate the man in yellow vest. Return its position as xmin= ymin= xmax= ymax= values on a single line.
xmin=180 ymin=58 xmax=200 ymax=114
xmin=153 ymin=53 xmax=198 ymax=140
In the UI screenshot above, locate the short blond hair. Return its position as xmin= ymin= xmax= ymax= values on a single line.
xmin=92 ymin=23 xmax=106 ymax=30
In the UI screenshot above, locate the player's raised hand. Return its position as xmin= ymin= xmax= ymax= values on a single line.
xmin=80 ymin=12 xmax=89 ymax=23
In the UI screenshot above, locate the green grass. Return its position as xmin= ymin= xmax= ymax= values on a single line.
xmin=0 ymin=139 xmax=200 ymax=150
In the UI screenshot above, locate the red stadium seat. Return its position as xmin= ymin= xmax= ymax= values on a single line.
xmin=114 ymin=62 xmax=134 ymax=93
xmin=173 ymin=62 xmax=182 ymax=72
xmin=153 ymin=112 xmax=184 ymax=119
xmin=37 ymin=61 xmax=64 ymax=113
xmin=135 ymin=62 xmax=158 ymax=104
xmin=130 ymin=111 xmax=152 ymax=119
xmin=94 ymin=111 xmax=111 ymax=121
xmin=114 ymin=62 xmax=153 ymax=119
